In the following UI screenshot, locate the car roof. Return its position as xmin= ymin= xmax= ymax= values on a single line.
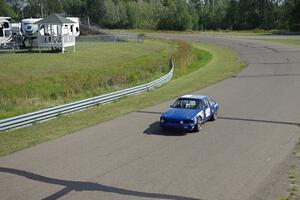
xmin=179 ymin=95 xmax=207 ymax=100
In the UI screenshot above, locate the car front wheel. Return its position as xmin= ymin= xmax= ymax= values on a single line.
xmin=194 ymin=117 xmax=203 ymax=132
xmin=211 ymin=112 xmax=218 ymax=121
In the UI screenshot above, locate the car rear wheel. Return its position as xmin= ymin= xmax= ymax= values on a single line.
xmin=211 ymin=112 xmax=218 ymax=121
xmin=194 ymin=117 xmax=203 ymax=132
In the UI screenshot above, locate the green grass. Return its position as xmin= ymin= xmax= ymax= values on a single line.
xmin=278 ymin=136 xmax=300 ymax=200
xmin=258 ymin=39 xmax=300 ymax=47
xmin=293 ymin=137 xmax=300 ymax=160
xmin=0 ymin=41 xmax=244 ymax=157
xmin=279 ymin=164 xmax=299 ymax=200
xmin=0 ymin=40 xmax=177 ymax=119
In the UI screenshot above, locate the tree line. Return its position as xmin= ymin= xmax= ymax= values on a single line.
xmin=1 ymin=0 xmax=300 ymax=31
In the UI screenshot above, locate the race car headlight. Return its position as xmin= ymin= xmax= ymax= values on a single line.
xmin=180 ymin=120 xmax=184 ymax=125
xmin=160 ymin=118 xmax=165 ymax=123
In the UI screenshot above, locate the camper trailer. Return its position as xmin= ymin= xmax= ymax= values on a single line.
xmin=21 ymin=18 xmax=42 ymax=38
xmin=11 ymin=23 xmax=23 ymax=47
xmin=21 ymin=17 xmax=80 ymax=38
xmin=0 ymin=17 xmax=12 ymax=46
xmin=67 ymin=17 xmax=80 ymax=37
xmin=21 ymin=18 xmax=42 ymax=47
xmin=11 ymin=23 xmax=22 ymax=36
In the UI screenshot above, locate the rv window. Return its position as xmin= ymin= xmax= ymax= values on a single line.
xmin=0 ymin=28 xmax=3 ymax=37
xmin=4 ymin=22 xmax=9 ymax=28
xmin=70 ymin=25 xmax=73 ymax=32
xmin=76 ymin=27 xmax=79 ymax=32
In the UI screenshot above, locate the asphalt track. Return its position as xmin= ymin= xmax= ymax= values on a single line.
xmin=1 ymin=35 xmax=300 ymax=200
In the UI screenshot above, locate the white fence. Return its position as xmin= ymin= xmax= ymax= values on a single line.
xmin=38 ymin=35 xmax=75 ymax=46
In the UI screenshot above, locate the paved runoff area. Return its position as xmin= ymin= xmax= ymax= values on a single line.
xmin=1 ymin=34 xmax=300 ymax=200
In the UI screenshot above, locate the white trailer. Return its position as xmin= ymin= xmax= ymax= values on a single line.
xmin=11 ymin=23 xmax=23 ymax=47
xmin=67 ymin=17 xmax=80 ymax=37
xmin=11 ymin=23 xmax=22 ymax=36
xmin=0 ymin=17 xmax=12 ymax=47
xmin=21 ymin=18 xmax=42 ymax=38
xmin=21 ymin=17 xmax=80 ymax=38
xmin=21 ymin=16 xmax=80 ymax=48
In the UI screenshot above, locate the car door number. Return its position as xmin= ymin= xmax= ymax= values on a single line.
xmin=204 ymin=99 xmax=211 ymax=118
xmin=205 ymin=108 xmax=211 ymax=117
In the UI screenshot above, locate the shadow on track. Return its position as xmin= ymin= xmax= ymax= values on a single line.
xmin=137 ymin=110 xmax=188 ymax=136
xmin=219 ymin=116 xmax=300 ymax=127
xmin=0 ymin=167 xmax=201 ymax=200
xmin=232 ymin=73 xmax=300 ymax=78
xmin=143 ymin=121 xmax=186 ymax=136
xmin=136 ymin=110 xmax=300 ymax=128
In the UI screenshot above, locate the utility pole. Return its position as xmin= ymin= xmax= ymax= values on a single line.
xmin=264 ymin=0 xmax=267 ymax=29
xmin=212 ymin=0 xmax=215 ymax=16
xmin=199 ymin=0 xmax=204 ymax=30
xmin=40 ymin=0 xmax=44 ymax=18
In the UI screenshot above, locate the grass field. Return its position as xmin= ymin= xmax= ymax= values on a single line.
xmin=0 ymin=40 xmax=244 ymax=156
xmin=0 ymin=40 xmax=178 ymax=119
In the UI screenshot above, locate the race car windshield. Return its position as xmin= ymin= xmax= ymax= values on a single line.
xmin=171 ymin=99 xmax=202 ymax=109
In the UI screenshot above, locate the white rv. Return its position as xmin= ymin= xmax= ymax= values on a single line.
xmin=11 ymin=23 xmax=22 ymax=36
xmin=21 ymin=17 xmax=80 ymax=38
xmin=21 ymin=18 xmax=42 ymax=38
xmin=67 ymin=17 xmax=80 ymax=37
xmin=11 ymin=23 xmax=24 ymax=47
xmin=0 ymin=17 xmax=12 ymax=45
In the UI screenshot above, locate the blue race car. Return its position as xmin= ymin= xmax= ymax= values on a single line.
xmin=160 ymin=95 xmax=219 ymax=132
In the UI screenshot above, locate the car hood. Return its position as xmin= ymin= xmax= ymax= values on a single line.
xmin=162 ymin=108 xmax=199 ymax=120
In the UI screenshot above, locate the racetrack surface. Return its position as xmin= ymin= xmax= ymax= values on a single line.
xmin=1 ymin=35 xmax=300 ymax=200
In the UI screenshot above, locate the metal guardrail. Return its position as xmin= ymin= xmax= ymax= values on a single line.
xmin=0 ymin=62 xmax=174 ymax=132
